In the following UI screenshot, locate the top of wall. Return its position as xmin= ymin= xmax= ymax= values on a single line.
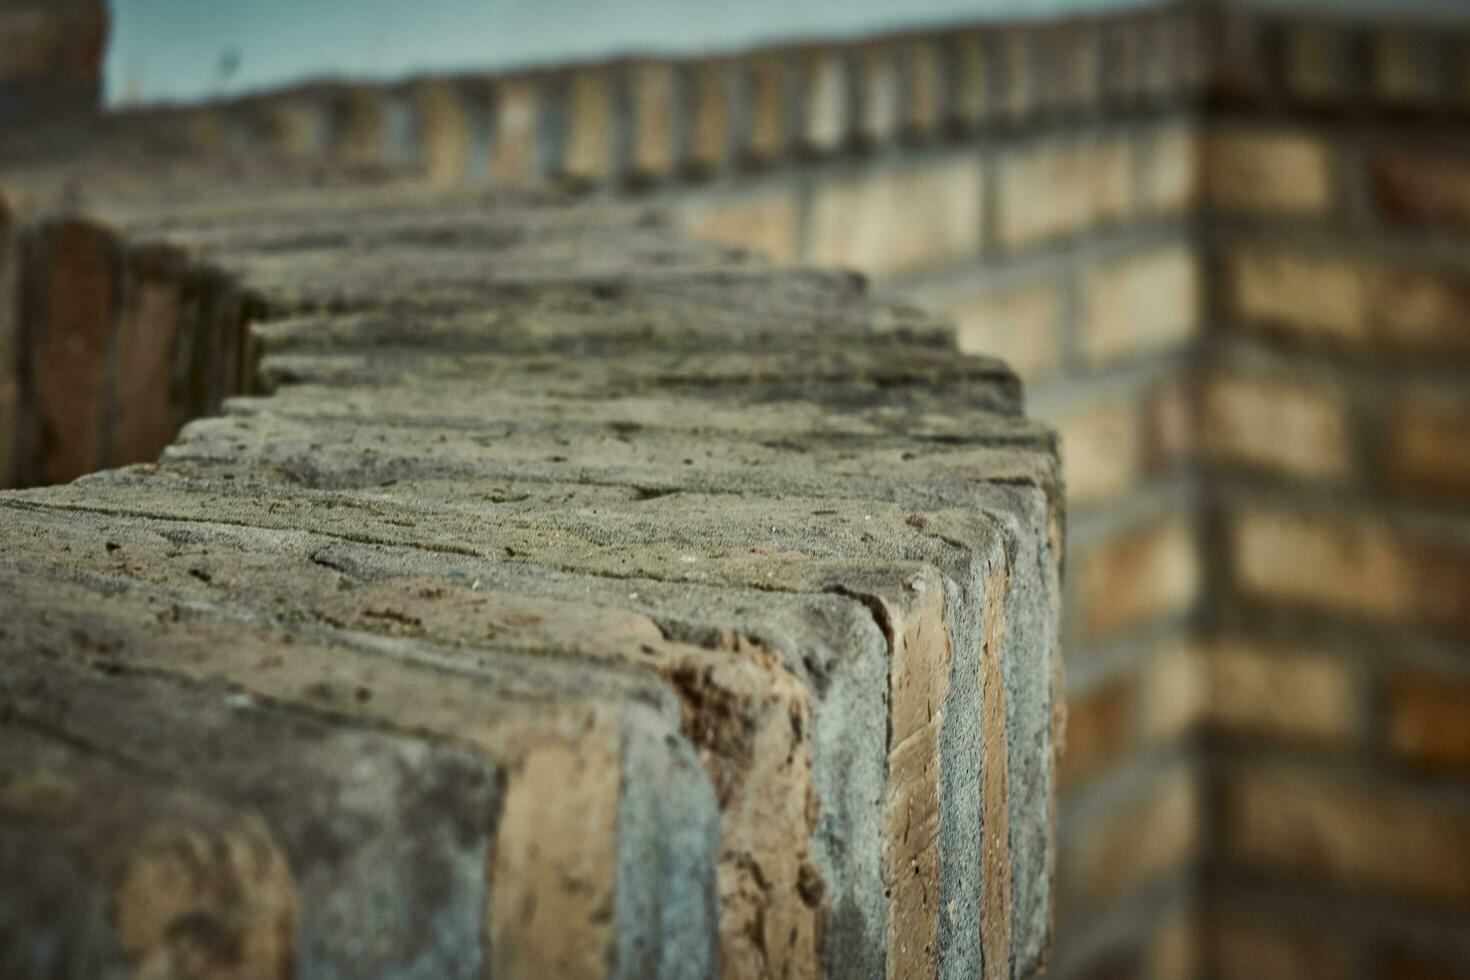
xmin=106 ymin=0 xmax=1163 ymax=108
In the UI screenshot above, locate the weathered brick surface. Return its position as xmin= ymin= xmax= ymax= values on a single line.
xmin=1075 ymin=520 xmax=1200 ymax=642
xmin=0 ymin=185 xmax=1061 ymax=979
xmin=995 ymin=137 xmax=1131 ymax=249
xmin=1205 ymin=642 xmax=1355 ymax=741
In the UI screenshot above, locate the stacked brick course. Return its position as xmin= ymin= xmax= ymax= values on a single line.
xmin=0 ymin=184 xmax=1061 ymax=977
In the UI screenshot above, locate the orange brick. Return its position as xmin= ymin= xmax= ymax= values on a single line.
xmin=1202 ymin=374 xmax=1350 ymax=478
xmin=1384 ymin=672 xmax=1470 ymax=774
xmin=1078 ymin=521 xmax=1201 ymax=641
xmin=997 ymin=137 xmax=1131 ymax=249
xmin=938 ymin=280 xmax=1063 ymax=382
xmin=1373 ymin=266 xmax=1470 ymax=358
xmin=1212 ymin=920 xmax=1350 ymax=980
xmin=804 ymin=156 xmax=982 ymax=278
xmin=1058 ymin=678 xmax=1134 ymax=787
xmin=1081 ymin=246 xmax=1199 ymax=365
xmin=1206 ymin=131 xmax=1332 ymax=213
xmin=1224 ymin=768 xmax=1470 ymax=906
xmin=1206 ymin=643 xmax=1355 ymax=741
xmin=1385 ymin=397 xmax=1470 ymax=502
xmin=674 ymin=188 xmax=799 ymax=265
xmin=1075 ymin=765 xmax=1200 ymax=901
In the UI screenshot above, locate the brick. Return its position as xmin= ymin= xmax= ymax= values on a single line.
xmin=1385 ymin=397 xmax=1470 ymax=502
xmin=1283 ymin=23 xmax=1349 ymax=104
xmin=941 ymin=279 xmax=1062 ymax=382
xmin=491 ymin=78 xmax=540 ymax=184
xmin=627 ymin=61 xmax=677 ymax=181
xmin=799 ymin=50 xmax=850 ymax=154
xmin=0 ymin=197 xmax=16 ymax=487
xmin=1231 ymin=510 xmax=1470 ymax=635
xmin=0 ymin=1 xmax=107 ymax=84
xmin=1075 ymin=766 xmax=1200 ymax=901
xmin=1141 ymin=644 xmax=1206 ymax=742
xmin=254 ymin=95 xmax=325 ymax=156
xmin=1224 ymin=768 xmax=1470 ymax=906
xmin=804 ymin=157 xmax=982 ymax=278
xmin=900 ymin=38 xmax=944 ymax=138
xmin=559 ymin=68 xmax=615 ymax=185
xmin=1080 ymin=246 xmax=1199 ymax=365
xmin=112 ymin=264 xmax=185 ymax=466
xmin=1206 ymin=643 xmax=1355 ymax=741
xmin=1040 ymin=395 xmax=1140 ymax=507
xmin=1202 ymin=374 xmax=1350 ymax=478
xmin=1057 ymin=677 xmax=1133 ymax=787
xmin=856 ymin=44 xmax=900 ymax=145
xmin=27 ymin=219 xmax=120 ymax=485
xmin=1206 ymin=131 xmax=1332 ymax=214
xmin=412 ymin=81 xmax=473 ymax=184
xmin=997 ymin=29 xmax=1037 ymax=123
xmin=1373 ymin=265 xmax=1470 ymax=358
xmin=742 ymin=53 xmax=787 ymax=164
xmin=1136 ymin=124 xmax=1199 ymax=215
xmin=1372 ymin=30 xmax=1437 ymax=107
xmin=673 ymin=187 xmax=799 ymax=264
xmin=1211 ymin=920 xmax=1350 ymax=980
xmin=1077 ymin=521 xmax=1201 ymax=641
xmin=1384 ymin=672 xmax=1470 ymax=774
xmin=328 ymin=88 xmax=386 ymax=165
xmin=1229 ymin=251 xmax=1366 ymax=343
xmin=1040 ymin=23 xmax=1101 ymax=114
xmin=1374 ymin=152 xmax=1470 ymax=231
xmin=996 ymin=137 xmax=1131 ymax=249
xmin=687 ymin=59 xmax=733 ymax=174
xmin=1143 ymin=376 xmax=1195 ymax=474
xmin=1102 ymin=18 xmax=1146 ymax=104
xmin=950 ymin=32 xmax=989 ymax=128
xmin=1149 ymin=912 xmax=1199 ymax=980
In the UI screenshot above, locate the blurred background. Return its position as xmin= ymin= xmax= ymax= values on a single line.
xmin=4 ymin=1 xmax=1470 ymax=978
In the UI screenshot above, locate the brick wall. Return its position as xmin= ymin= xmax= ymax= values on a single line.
xmin=1199 ymin=9 xmax=1470 ymax=978
xmin=6 ymin=2 xmax=1470 ymax=977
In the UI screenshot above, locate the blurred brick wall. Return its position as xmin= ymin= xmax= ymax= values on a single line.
xmin=1198 ymin=10 xmax=1470 ymax=979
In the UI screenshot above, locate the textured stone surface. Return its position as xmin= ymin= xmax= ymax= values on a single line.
xmin=0 ymin=184 xmax=1060 ymax=979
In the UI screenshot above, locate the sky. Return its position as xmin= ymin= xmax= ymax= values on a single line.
xmin=104 ymin=0 xmax=1470 ymax=108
